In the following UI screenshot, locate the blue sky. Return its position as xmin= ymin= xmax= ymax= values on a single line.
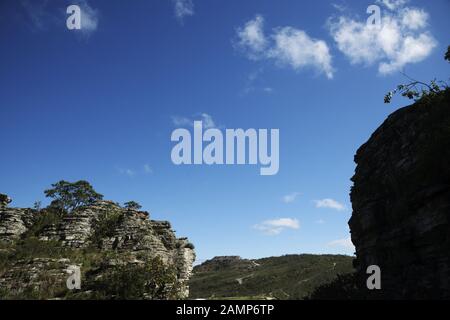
xmin=1 ymin=0 xmax=449 ymax=263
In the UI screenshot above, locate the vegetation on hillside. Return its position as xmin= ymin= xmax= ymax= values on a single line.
xmin=189 ymin=254 xmax=354 ymax=300
xmin=0 ymin=181 xmax=181 ymax=300
xmin=0 ymin=237 xmax=181 ymax=300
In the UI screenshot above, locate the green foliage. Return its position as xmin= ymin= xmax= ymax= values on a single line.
xmin=384 ymin=77 xmax=447 ymax=104
xmin=0 ymin=238 xmax=182 ymax=300
xmin=306 ymin=273 xmax=361 ymax=300
xmin=384 ymin=46 xmax=449 ymax=104
xmin=90 ymin=210 xmax=124 ymax=246
xmin=123 ymin=201 xmax=142 ymax=210
xmin=9 ymin=238 xmax=65 ymax=260
xmin=189 ymin=254 xmax=354 ymax=300
xmin=44 ymin=180 xmax=103 ymax=212
xmin=84 ymin=257 xmax=181 ymax=300
xmin=306 ymin=272 xmax=386 ymax=300
xmin=0 ymin=193 xmax=11 ymax=205
xmin=185 ymin=242 xmax=195 ymax=250
xmin=25 ymin=208 xmax=64 ymax=237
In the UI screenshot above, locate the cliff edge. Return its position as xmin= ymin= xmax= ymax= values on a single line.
xmin=349 ymin=89 xmax=450 ymax=299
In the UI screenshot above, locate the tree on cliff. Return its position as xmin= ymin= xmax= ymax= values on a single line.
xmin=44 ymin=180 xmax=103 ymax=212
xmin=384 ymin=46 xmax=449 ymax=104
xmin=123 ymin=201 xmax=142 ymax=210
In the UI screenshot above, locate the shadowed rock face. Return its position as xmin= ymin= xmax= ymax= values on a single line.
xmin=349 ymin=90 xmax=450 ymax=299
xmin=0 ymin=200 xmax=195 ymax=299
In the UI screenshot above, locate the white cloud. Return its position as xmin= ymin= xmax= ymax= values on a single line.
xmin=117 ymin=167 xmax=135 ymax=177
xmin=282 ymin=192 xmax=301 ymax=203
xmin=316 ymin=219 xmax=325 ymax=224
xmin=329 ymin=3 xmax=436 ymax=74
xmin=171 ymin=113 xmax=216 ymax=129
xmin=332 ymin=3 xmax=348 ymax=13
xmin=143 ymin=164 xmax=153 ymax=174
xmin=235 ymin=15 xmax=334 ymax=79
xmin=377 ymin=0 xmax=408 ymax=11
xmin=78 ymin=0 xmax=99 ymax=35
xmin=236 ymin=15 xmax=268 ymax=59
xmin=117 ymin=164 xmax=153 ymax=177
xmin=200 ymin=113 xmax=215 ymax=129
xmin=314 ymin=198 xmax=346 ymax=211
xmin=254 ymin=218 xmax=300 ymax=235
xmin=172 ymin=0 xmax=194 ymax=23
xmin=242 ymin=69 xmax=274 ymax=95
xmin=328 ymin=236 xmax=354 ymax=249
xmin=269 ymin=27 xmax=334 ymax=79
xmin=171 ymin=115 xmax=191 ymax=127
xmin=400 ymin=8 xmax=428 ymax=30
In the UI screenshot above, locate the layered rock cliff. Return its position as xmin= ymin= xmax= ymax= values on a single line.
xmin=0 ymin=200 xmax=195 ymax=299
xmin=349 ymin=89 xmax=450 ymax=299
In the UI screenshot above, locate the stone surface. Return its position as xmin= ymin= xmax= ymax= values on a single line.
xmin=0 ymin=200 xmax=195 ymax=299
xmin=349 ymin=90 xmax=450 ymax=299
xmin=0 ymin=207 xmax=35 ymax=242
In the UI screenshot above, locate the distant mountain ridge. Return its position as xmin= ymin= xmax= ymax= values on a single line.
xmin=189 ymin=254 xmax=354 ymax=300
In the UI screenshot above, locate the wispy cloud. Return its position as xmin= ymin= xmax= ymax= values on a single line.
xmin=253 ymin=218 xmax=300 ymax=235
xmin=19 ymin=0 xmax=99 ymax=37
xmin=282 ymin=192 xmax=301 ymax=203
xmin=143 ymin=164 xmax=153 ymax=174
xmin=327 ymin=236 xmax=354 ymax=249
xmin=235 ymin=15 xmax=334 ymax=79
xmin=20 ymin=0 xmax=57 ymax=31
xmin=328 ymin=0 xmax=436 ymax=74
xmin=377 ymin=0 xmax=408 ymax=10
xmin=172 ymin=0 xmax=194 ymax=24
xmin=236 ymin=15 xmax=268 ymax=60
xmin=314 ymin=198 xmax=346 ymax=211
xmin=242 ymin=69 xmax=274 ymax=95
xmin=116 ymin=163 xmax=153 ymax=177
xmin=331 ymin=3 xmax=348 ymax=13
xmin=316 ymin=219 xmax=326 ymax=224
xmin=77 ymin=0 xmax=99 ymax=36
xmin=117 ymin=167 xmax=136 ymax=177
xmin=171 ymin=113 xmax=217 ymax=129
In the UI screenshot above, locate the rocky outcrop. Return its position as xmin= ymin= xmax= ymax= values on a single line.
xmin=0 ymin=199 xmax=195 ymax=299
xmin=0 ymin=207 xmax=35 ymax=242
xmin=349 ymin=90 xmax=450 ymax=299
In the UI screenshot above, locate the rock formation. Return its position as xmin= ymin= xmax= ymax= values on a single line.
xmin=0 ymin=198 xmax=195 ymax=299
xmin=349 ymin=90 xmax=450 ymax=299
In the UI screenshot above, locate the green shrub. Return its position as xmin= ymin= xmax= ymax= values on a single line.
xmin=25 ymin=208 xmax=64 ymax=237
xmin=185 ymin=242 xmax=195 ymax=250
xmin=90 ymin=211 xmax=124 ymax=246
xmin=84 ymin=257 xmax=181 ymax=300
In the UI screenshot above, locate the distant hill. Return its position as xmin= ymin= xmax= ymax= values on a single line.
xmin=189 ymin=254 xmax=354 ymax=300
